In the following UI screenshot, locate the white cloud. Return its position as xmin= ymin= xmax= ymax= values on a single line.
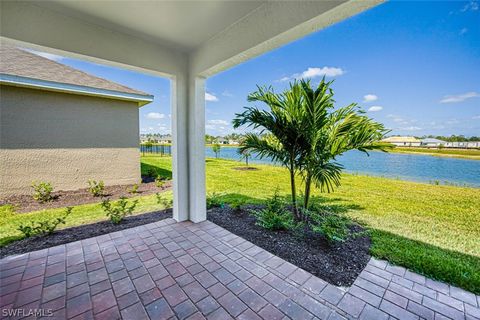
xmin=461 ymin=0 xmax=479 ymax=12
xmin=205 ymin=92 xmax=219 ymax=102
xmin=439 ymin=91 xmax=479 ymax=103
xmin=399 ymin=126 xmax=422 ymax=131
xmin=207 ymin=119 xmax=229 ymax=126
xmin=146 ymin=112 xmax=165 ymax=119
xmin=473 ymin=115 xmax=480 ymax=119
xmin=222 ymin=90 xmax=233 ymax=97
xmin=300 ymin=67 xmax=344 ymax=78
xmin=363 ymin=94 xmax=378 ymax=103
xmin=280 ymin=66 xmax=345 ymax=82
xmin=460 ymin=27 xmax=468 ymax=35
xmin=23 ymin=48 xmax=64 ymax=62
xmin=368 ymin=106 xmax=383 ymax=112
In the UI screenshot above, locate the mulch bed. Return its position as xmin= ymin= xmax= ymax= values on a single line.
xmin=0 ymin=179 xmax=172 ymax=213
xmin=0 ymin=210 xmax=172 ymax=258
xmin=207 ymin=205 xmax=371 ymax=287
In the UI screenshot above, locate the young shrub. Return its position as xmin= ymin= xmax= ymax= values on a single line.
xmin=311 ymin=213 xmax=351 ymax=243
xmin=229 ymin=199 xmax=246 ymax=212
xmin=128 ymin=184 xmax=139 ymax=194
xmin=101 ymin=197 xmax=138 ymax=224
xmin=252 ymin=191 xmax=292 ymax=230
xmin=31 ymin=181 xmax=54 ymax=203
xmin=155 ymin=175 xmax=167 ymax=188
xmin=206 ymin=192 xmax=225 ymax=209
xmin=18 ymin=207 xmax=72 ymax=238
xmin=155 ymin=193 xmax=173 ymax=210
xmin=87 ymin=180 xmax=105 ymax=197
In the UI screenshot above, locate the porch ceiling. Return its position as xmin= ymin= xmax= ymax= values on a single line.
xmin=35 ymin=1 xmax=266 ymax=52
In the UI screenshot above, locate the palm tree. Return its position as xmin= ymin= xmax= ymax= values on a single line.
xmin=297 ymin=80 xmax=391 ymax=211
xmin=237 ymin=148 xmax=252 ymax=166
xmin=233 ymin=83 xmax=306 ymax=219
xmin=234 ymin=79 xmax=390 ymax=221
xmin=212 ymin=143 xmax=221 ymax=158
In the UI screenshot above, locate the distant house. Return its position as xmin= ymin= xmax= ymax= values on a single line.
xmin=0 ymin=46 xmax=153 ymax=196
xmin=228 ymin=140 xmax=240 ymax=145
xmin=215 ymin=138 xmax=229 ymax=145
xmin=445 ymin=141 xmax=480 ymax=149
xmin=421 ymin=138 xmax=446 ymax=147
xmin=381 ymin=136 xmax=421 ymax=147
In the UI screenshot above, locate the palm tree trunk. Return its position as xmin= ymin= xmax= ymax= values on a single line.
xmin=289 ymin=157 xmax=299 ymax=220
xmin=304 ymin=173 xmax=312 ymax=213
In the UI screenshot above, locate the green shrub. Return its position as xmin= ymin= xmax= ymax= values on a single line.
xmin=156 ymin=193 xmax=173 ymax=210
xmin=18 ymin=207 xmax=72 ymax=238
xmin=31 ymin=181 xmax=54 ymax=203
xmin=155 ymin=175 xmax=167 ymax=188
xmin=101 ymin=197 xmax=138 ymax=224
xmin=128 ymin=184 xmax=139 ymax=194
xmin=310 ymin=212 xmax=351 ymax=243
xmin=229 ymin=199 xmax=246 ymax=212
xmin=87 ymin=180 xmax=105 ymax=197
xmin=207 ymin=192 xmax=224 ymax=209
xmin=252 ymin=192 xmax=292 ymax=230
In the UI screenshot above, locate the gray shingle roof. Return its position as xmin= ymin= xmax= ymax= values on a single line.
xmin=0 ymin=45 xmax=150 ymax=97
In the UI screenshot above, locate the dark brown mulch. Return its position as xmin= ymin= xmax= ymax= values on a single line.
xmin=232 ymin=167 xmax=260 ymax=171
xmin=207 ymin=205 xmax=371 ymax=287
xmin=0 ymin=179 xmax=172 ymax=213
xmin=0 ymin=210 xmax=172 ymax=258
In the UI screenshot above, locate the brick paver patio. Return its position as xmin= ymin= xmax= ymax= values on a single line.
xmin=1 ymin=218 xmax=479 ymax=319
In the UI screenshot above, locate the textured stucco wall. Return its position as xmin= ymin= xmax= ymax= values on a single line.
xmin=0 ymin=85 xmax=140 ymax=197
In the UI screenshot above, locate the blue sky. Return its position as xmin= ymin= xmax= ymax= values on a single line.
xmin=30 ymin=1 xmax=479 ymax=137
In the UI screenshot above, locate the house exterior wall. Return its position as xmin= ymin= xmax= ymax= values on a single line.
xmin=0 ymin=85 xmax=140 ymax=197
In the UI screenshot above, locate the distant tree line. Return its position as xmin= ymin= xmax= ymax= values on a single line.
xmin=418 ymin=135 xmax=480 ymax=142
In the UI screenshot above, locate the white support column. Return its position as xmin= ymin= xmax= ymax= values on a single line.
xmin=171 ymin=73 xmax=189 ymax=222
xmin=171 ymin=73 xmax=206 ymax=223
xmin=188 ymin=76 xmax=206 ymax=223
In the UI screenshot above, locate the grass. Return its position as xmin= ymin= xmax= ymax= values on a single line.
xmin=1 ymin=155 xmax=479 ymax=293
xmin=390 ymin=147 xmax=480 ymax=160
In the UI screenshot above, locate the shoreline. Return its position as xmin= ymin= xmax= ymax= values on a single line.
xmin=388 ymin=148 xmax=480 ymax=160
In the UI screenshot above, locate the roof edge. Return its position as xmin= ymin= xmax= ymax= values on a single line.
xmin=0 ymin=73 xmax=153 ymax=107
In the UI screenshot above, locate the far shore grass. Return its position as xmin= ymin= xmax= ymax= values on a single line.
xmin=389 ymin=146 xmax=480 ymax=160
xmin=1 ymin=155 xmax=479 ymax=293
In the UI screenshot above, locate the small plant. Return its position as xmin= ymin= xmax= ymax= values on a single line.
xmin=128 ymin=184 xmax=139 ymax=194
xmin=207 ymin=192 xmax=225 ymax=209
xmin=87 ymin=180 xmax=105 ymax=197
xmin=229 ymin=199 xmax=246 ymax=212
xmin=31 ymin=181 xmax=54 ymax=203
xmin=18 ymin=207 xmax=72 ymax=238
xmin=101 ymin=197 xmax=138 ymax=224
xmin=310 ymin=213 xmax=351 ymax=243
xmin=252 ymin=191 xmax=292 ymax=230
xmin=156 ymin=193 xmax=173 ymax=210
xmin=155 ymin=175 xmax=167 ymax=188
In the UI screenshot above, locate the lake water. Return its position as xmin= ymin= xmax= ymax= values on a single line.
xmin=205 ymin=146 xmax=480 ymax=187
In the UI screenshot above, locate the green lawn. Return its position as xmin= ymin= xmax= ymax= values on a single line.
xmin=390 ymin=147 xmax=480 ymax=160
xmin=1 ymin=155 xmax=479 ymax=293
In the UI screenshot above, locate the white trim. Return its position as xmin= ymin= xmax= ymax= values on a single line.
xmin=0 ymin=74 xmax=154 ymax=106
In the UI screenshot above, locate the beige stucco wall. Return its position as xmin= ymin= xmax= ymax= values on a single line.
xmin=0 ymin=85 xmax=141 ymax=197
